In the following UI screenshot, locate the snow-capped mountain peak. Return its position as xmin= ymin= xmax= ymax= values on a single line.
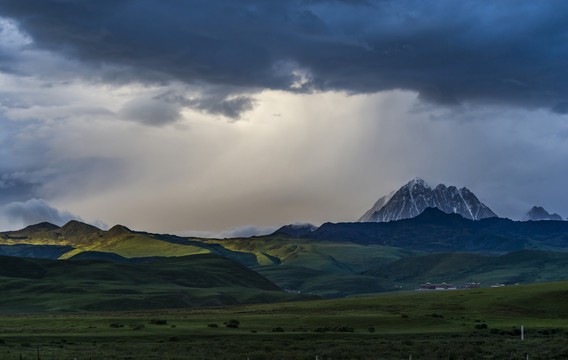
xmin=404 ymin=177 xmax=430 ymax=190
xmin=359 ymin=179 xmax=498 ymax=222
xmin=523 ymin=206 xmax=563 ymax=221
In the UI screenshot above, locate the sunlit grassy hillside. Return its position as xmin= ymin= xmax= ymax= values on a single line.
xmin=203 ymin=234 xmax=415 ymax=272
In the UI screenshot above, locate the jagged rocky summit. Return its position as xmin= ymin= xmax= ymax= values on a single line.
xmin=359 ymin=178 xmax=498 ymax=222
xmin=523 ymin=206 xmax=563 ymax=221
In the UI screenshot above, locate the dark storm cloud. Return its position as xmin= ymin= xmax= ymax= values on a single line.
xmin=156 ymin=90 xmax=256 ymax=120
xmin=0 ymin=112 xmax=127 ymax=205
xmin=195 ymin=96 xmax=256 ymax=120
xmin=0 ymin=174 xmax=36 ymax=203
xmin=1 ymin=198 xmax=78 ymax=227
xmin=1 ymin=0 xmax=567 ymax=112
xmin=118 ymin=97 xmax=182 ymax=126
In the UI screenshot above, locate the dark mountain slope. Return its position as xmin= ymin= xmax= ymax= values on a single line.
xmin=309 ymin=208 xmax=568 ymax=253
xmin=272 ymin=223 xmax=317 ymax=238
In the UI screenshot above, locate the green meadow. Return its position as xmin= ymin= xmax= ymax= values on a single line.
xmin=1 ymin=281 xmax=567 ymax=359
xmin=0 ymin=254 xmax=308 ymax=314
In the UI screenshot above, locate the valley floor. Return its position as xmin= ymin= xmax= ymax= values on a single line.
xmin=1 ymin=281 xmax=567 ymax=359
xmin=1 ymin=332 xmax=566 ymax=359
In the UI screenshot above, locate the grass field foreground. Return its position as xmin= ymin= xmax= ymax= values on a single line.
xmin=1 ymin=281 xmax=568 ymax=359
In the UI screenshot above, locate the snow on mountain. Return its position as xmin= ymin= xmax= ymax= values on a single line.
xmin=359 ymin=178 xmax=498 ymax=222
xmin=358 ymin=191 xmax=396 ymax=222
xmin=523 ymin=206 xmax=563 ymax=221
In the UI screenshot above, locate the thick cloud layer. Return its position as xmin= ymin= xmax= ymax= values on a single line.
xmin=1 ymin=0 xmax=567 ymax=112
xmin=0 ymin=198 xmax=77 ymax=229
xmin=0 ymin=1 xmax=567 ymax=234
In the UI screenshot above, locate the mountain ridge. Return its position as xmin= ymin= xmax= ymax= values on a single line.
xmin=310 ymin=207 xmax=568 ymax=253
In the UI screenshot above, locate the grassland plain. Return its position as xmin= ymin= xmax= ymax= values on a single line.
xmin=1 ymin=282 xmax=568 ymax=359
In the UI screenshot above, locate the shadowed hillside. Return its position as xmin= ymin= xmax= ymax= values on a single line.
xmin=0 ymin=253 xmax=311 ymax=313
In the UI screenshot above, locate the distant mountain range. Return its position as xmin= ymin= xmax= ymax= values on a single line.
xmin=5 ymin=211 xmax=568 ymax=302
xmin=359 ymin=178 xmax=497 ymax=222
xmin=2 ymin=179 xmax=568 ymax=306
xmin=306 ymin=207 xmax=568 ymax=253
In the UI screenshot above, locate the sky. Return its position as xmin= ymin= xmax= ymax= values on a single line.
xmin=0 ymin=0 xmax=567 ymax=235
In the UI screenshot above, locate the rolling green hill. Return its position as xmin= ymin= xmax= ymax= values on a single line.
xmin=0 ymin=222 xmax=237 ymax=260
xmin=4 ymin=215 xmax=568 ymax=300
xmin=197 ymin=235 xmax=416 ymax=298
xmin=253 ymin=264 xmax=393 ymax=298
xmin=253 ymin=249 xmax=568 ymax=297
xmin=0 ymin=221 xmax=415 ymax=274
xmin=364 ymin=250 xmax=568 ymax=290
xmin=0 ymin=222 xmax=418 ymax=299
xmin=203 ymin=234 xmax=415 ymax=272
xmin=0 ymin=253 xmax=310 ymax=314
